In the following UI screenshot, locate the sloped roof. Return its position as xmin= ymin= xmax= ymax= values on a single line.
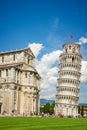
xmin=0 ymin=47 xmax=35 ymax=58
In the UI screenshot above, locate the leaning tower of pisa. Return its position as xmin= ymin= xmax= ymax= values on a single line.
xmin=55 ymin=43 xmax=82 ymax=117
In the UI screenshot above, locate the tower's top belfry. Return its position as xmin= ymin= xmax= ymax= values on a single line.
xmin=62 ymin=43 xmax=81 ymax=56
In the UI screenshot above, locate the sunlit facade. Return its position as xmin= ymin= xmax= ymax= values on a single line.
xmin=0 ymin=45 xmax=40 ymax=116
xmin=55 ymin=43 xmax=82 ymax=117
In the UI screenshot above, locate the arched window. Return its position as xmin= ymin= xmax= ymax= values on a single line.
xmin=6 ymin=69 xmax=8 ymax=76
xmin=28 ymin=58 xmax=29 ymax=64
xmin=2 ymin=56 xmax=4 ymax=63
xmin=72 ymin=47 xmax=75 ymax=53
xmin=65 ymin=48 xmax=67 ymax=53
xmin=25 ymin=72 xmax=27 ymax=78
xmin=0 ymin=70 xmax=1 ymax=77
xmin=69 ymin=45 xmax=71 ymax=49
xmin=13 ymin=54 xmax=15 ymax=61
xmin=72 ymin=56 xmax=74 ymax=62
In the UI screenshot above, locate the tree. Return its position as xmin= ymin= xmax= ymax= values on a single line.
xmin=44 ymin=103 xmax=50 ymax=113
xmin=78 ymin=106 xmax=80 ymax=114
xmin=50 ymin=101 xmax=55 ymax=114
xmin=40 ymin=101 xmax=55 ymax=115
xmin=81 ymin=106 xmax=84 ymax=117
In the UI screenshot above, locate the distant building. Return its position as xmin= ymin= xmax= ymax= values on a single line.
xmin=55 ymin=43 xmax=82 ymax=117
xmin=83 ymin=108 xmax=87 ymax=117
xmin=0 ymin=45 xmax=40 ymax=116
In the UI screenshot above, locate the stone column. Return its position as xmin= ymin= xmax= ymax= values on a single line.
xmin=36 ymin=93 xmax=40 ymax=115
xmin=9 ymin=68 xmax=15 ymax=82
xmin=29 ymin=94 xmax=33 ymax=115
xmin=33 ymin=96 xmax=36 ymax=114
xmin=9 ymin=85 xmax=15 ymax=114
xmin=17 ymin=88 xmax=21 ymax=114
xmin=19 ymin=71 xmax=21 ymax=84
xmin=26 ymin=95 xmax=30 ymax=116
xmin=20 ymin=90 xmax=24 ymax=115
xmin=14 ymin=88 xmax=17 ymax=110
xmin=38 ymin=94 xmax=40 ymax=115
xmin=0 ymin=86 xmax=5 ymax=113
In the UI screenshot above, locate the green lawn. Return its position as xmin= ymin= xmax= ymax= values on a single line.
xmin=0 ymin=117 xmax=87 ymax=130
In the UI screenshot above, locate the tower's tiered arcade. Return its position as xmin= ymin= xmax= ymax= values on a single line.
xmin=55 ymin=43 xmax=82 ymax=117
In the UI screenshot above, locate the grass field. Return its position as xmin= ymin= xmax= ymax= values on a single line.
xmin=0 ymin=117 xmax=87 ymax=130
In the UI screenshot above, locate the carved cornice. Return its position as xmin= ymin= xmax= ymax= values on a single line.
xmin=55 ymin=102 xmax=78 ymax=106
xmin=56 ymin=94 xmax=79 ymax=100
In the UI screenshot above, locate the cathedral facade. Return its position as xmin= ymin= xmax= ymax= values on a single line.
xmin=0 ymin=45 xmax=40 ymax=116
xmin=55 ymin=43 xmax=82 ymax=117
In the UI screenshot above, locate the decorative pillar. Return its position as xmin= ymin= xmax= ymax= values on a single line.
xmin=29 ymin=94 xmax=34 ymax=114
xmin=9 ymin=68 xmax=15 ymax=82
xmin=20 ymin=90 xmax=24 ymax=115
xmin=17 ymin=88 xmax=21 ymax=114
xmin=36 ymin=92 xmax=40 ymax=115
xmin=9 ymin=86 xmax=15 ymax=114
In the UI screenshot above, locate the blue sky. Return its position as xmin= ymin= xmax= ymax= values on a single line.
xmin=0 ymin=0 xmax=87 ymax=54
xmin=0 ymin=0 xmax=87 ymax=103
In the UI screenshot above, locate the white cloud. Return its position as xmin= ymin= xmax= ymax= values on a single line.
xmin=78 ymin=37 xmax=87 ymax=45
xmin=37 ymin=50 xmax=62 ymax=68
xmin=81 ymin=60 xmax=87 ymax=82
xmin=36 ymin=50 xmax=62 ymax=99
xmin=28 ymin=42 xmax=44 ymax=57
